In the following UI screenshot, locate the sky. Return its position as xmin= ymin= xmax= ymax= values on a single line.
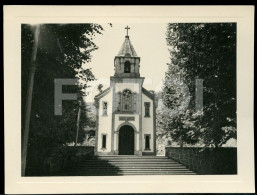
xmin=83 ymin=23 xmax=170 ymax=102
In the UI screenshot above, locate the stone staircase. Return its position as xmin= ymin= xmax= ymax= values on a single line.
xmin=63 ymin=155 xmax=196 ymax=176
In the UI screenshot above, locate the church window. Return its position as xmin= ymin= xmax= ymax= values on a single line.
xmin=144 ymin=134 xmax=151 ymax=150
xmin=102 ymin=134 xmax=107 ymax=149
xmin=102 ymin=101 xmax=108 ymax=116
xmin=144 ymin=102 xmax=150 ymax=117
xmin=124 ymin=61 xmax=131 ymax=73
xmin=122 ymin=89 xmax=133 ymax=112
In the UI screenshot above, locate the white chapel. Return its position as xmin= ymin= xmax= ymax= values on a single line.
xmin=94 ymin=26 xmax=156 ymax=156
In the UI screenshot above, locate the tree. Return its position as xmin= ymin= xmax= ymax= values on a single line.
xmin=160 ymin=63 xmax=200 ymax=147
xmin=21 ymin=24 xmax=103 ymax=175
xmin=163 ymin=23 xmax=236 ymax=147
xmin=22 ymin=25 xmax=41 ymax=176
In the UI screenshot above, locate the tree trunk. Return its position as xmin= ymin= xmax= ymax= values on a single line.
xmin=21 ymin=25 xmax=40 ymax=176
xmin=179 ymin=125 xmax=183 ymax=148
xmin=180 ymin=136 xmax=183 ymax=148
xmin=75 ymin=106 xmax=81 ymax=146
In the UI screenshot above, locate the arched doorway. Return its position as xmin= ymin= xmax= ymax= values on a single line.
xmin=119 ymin=125 xmax=134 ymax=155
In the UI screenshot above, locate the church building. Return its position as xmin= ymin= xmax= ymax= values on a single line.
xmin=94 ymin=26 xmax=156 ymax=156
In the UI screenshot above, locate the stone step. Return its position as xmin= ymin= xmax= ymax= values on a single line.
xmin=65 ymin=172 xmax=195 ymax=176
xmin=75 ymin=165 xmax=184 ymax=168
xmin=64 ymin=173 xmax=196 ymax=176
xmin=65 ymin=169 xmax=195 ymax=173
xmin=67 ymin=167 xmax=189 ymax=170
xmin=69 ymin=165 xmax=185 ymax=168
xmin=63 ymin=156 xmax=195 ymax=176
xmin=79 ymin=162 xmax=180 ymax=165
xmin=67 ymin=163 xmax=186 ymax=167
xmin=97 ymin=155 xmax=168 ymax=159
xmin=82 ymin=159 xmax=177 ymax=162
xmin=64 ymin=171 xmax=196 ymax=175
xmin=98 ymin=156 xmax=167 ymax=159
xmin=65 ymin=167 xmax=194 ymax=172
xmin=118 ymin=170 xmax=195 ymax=173
xmin=108 ymin=160 xmax=172 ymax=161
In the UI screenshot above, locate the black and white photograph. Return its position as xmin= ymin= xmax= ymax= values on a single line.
xmin=4 ymin=6 xmax=254 ymax=194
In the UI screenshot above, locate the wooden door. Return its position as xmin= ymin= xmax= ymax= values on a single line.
xmin=119 ymin=125 xmax=134 ymax=155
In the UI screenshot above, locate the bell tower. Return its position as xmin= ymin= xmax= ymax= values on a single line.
xmin=114 ymin=26 xmax=140 ymax=78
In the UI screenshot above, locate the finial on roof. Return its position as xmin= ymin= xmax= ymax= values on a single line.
xmin=125 ymin=25 xmax=130 ymax=37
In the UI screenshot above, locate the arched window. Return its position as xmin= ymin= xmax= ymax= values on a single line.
xmin=122 ymin=89 xmax=133 ymax=111
xmin=124 ymin=61 xmax=131 ymax=73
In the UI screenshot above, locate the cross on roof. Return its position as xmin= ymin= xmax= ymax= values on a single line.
xmin=125 ymin=25 xmax=130 ymax=36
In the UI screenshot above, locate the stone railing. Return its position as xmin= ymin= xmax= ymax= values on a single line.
xmin=165 ymin=147 xmax=237 ymax=174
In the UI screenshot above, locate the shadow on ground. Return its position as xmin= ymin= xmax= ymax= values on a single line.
xmin=56 ymin=156 xmax=121 ymax=176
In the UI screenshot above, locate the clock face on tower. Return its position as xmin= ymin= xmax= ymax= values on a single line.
xmin=123 ymin=89 xmax=132 ymax=98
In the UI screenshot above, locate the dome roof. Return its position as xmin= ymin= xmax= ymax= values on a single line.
xmin=117 ymin=36 xmax=138 ymax=57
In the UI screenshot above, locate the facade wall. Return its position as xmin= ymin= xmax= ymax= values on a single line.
xmin=141 ymin=93 xmax=154 ymax=153
xmin=97 ymin=89 xmax=113 ymax=153
xmin=95 ymin=79 xmax=156 ymax=155
xmin=113 ymin=80 xmax=141 ymax=154
xmin=115 ymin=82 xmax=140 ymax=94
xmin=113 ymin=80 xmax=142 ymax=115
xmin=96 ymin=87 xmax=155 ymax=156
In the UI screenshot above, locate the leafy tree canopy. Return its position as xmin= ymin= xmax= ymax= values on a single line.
xmin=160 ymin=23 xmax=236 ymax=147
xmin=22 ymin=24 xmax=104 ymax=151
